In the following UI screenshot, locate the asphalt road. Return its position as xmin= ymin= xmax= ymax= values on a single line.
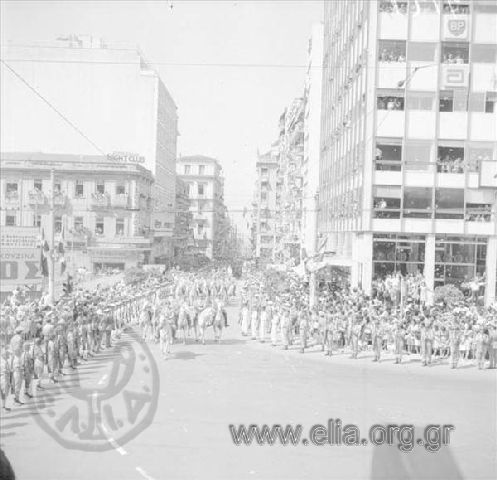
xmin=1 ymin=302 xmax=496 ymax=480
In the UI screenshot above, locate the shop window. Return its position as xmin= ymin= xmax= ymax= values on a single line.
xmin=407 ymin=42 xmax=437 ymax=62
xmin=116 ymin=218 xmax=125 ymax=236
xmin=55 ymin=216 xmax=62 ymax=233
xmin=441 ymin=42 xmax=469 ymax=64
xmin=472 ymin=44 xmax=497 ymax=63
xmin=5 ymin=214 xmax=16 ymax=226
xmin=378 ymin=40 xmax=406 ymax=63
xmin=405 ymin=140 xmax=433 ymax=171
xmin=437 ymin=145 xmax=465 ymax=173
xmin=435 ymin=188 xmax=464 ymax=219
xmin=34 ymin=179 xmax=43 ymax=191
xmin=95 ymin=217 xmax=104 ymax=236
xmin=373 ymin=186 xmax=401 ymax=219
xmin=75 ymin=180 xmax=84 ymax=198
xmin=403 ymin=187 xmax=432 ymax=218
xmin=375 ymin=139 xmax=402 ymax=171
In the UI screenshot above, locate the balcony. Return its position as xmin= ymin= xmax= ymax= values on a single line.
xmin=28 ymin=191 xmax=47 ymax=207
xmin=112 ymin=194 xmax=129 ymax=209
xmin=91 ymin=193 xmax=110 ymax=209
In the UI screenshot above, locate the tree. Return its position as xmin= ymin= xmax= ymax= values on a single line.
xmin=434 ymin=284 xmax=464 ymax=306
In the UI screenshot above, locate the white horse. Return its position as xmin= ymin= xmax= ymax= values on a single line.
xmin=197 ymin=306 xmax=215 ymax=345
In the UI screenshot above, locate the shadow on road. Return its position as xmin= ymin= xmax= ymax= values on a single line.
xmin=172 ymin=351 xmax=205 ymax=361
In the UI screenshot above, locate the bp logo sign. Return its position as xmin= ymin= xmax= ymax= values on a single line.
xmin=448 ymin=19 xmax=466 ymax=37
xmin=444 ymin=17 xmax=469 ymax=40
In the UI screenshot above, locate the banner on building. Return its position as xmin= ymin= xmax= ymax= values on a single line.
xmin=0 ymin=227 xmax=43 ymax=293
xmin=441 ymin=64 xmax=469 ymax=89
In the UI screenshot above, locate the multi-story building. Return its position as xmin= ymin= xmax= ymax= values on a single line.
xmin=1 ymin=35 xmax=178 ymax=262
xmin=176 ymin=155 xmax=227 ymax=259
xmin=0 ymin=152 xmax=154 ymax=272
xmin=319 ymin=0 xmax=497 ymax=304
xmin=275 ymin=98 xmax=306 ymax=264
xmin=173 ymin=177 xmax=194 ymax=262
xmin=253 ymin=145 xmax=280 ymax=262
xmin=303 ymin=23 xmax=324 ymax=259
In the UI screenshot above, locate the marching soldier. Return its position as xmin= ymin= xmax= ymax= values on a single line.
xmin=394 ymin=320 xmax=406 ymax=364
xmin=371 ymin=318 xmax=384 ymax=362
xmin=280 ymin=307 xmax=291 ymax=350
xmin=350 ymin=315 xmax=363 ymax=359
xmin=421 ymin=318 xmax=434 ymax=366
xmin=21 ymin=341 xmax=35 ymax=399
xmin=0 ymin=347 xmax=11 ymax=411
xmin=298 ymin=310 xmax=309 ymax=354
xmin=324 ymin=312 xmax=334 ymax=356
xmin=474 ymin=325 xmax=489 ymax=370
xmin=33 ymin=337 xmax=46 ymax=390
xmin=448 ymin=318 xmax=461 ymax=369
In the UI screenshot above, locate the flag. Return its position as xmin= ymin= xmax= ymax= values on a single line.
xmin=40 ymin=228 xmax=49 ymax=277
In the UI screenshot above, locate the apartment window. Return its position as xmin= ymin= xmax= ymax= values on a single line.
xmin=441 ymin=42 xmax=469 ymax=64
xmin=442 ymin=3 xmax=469 ymax=14
xmin=472 ymin=44 xmax=497 ymax=63
xmin=379 ymin=1 xmax=408 ymax=14
xmin=406 ymin=91 xmax=435 ymax=111
xmin=198 ymin=183 xmax=205 ymax=196
xmin=96 ymin=217 xmax=104 ymax=235
xmin=261 ymin=168 xmax=268 ymax=176
xmin=474 ymin=1 xmax=497 ymax=13
xmin=75 ymin=180 xmax=84 ymax=197
xmin=373 ymin=186 xmax=401 ymax=219
xmin=198 ymin=165 xmax=205 ymax=175
xmin=74 ymin=217 xmax=84 ymax=231
xmin=467 ymin=144 xmax=493 ymax=172
xmin=405 ymin=140 xmax=433 ymax=171
xmin=34 ymin=179 xmax=43 ymax=191
xmin=403 ymin=187 xmax=432 ymax=218
xmin=377 ymin=90 xmax=404 ymax=110
xmin=55 ymin=216 xmax=62 ymax=234
xmin=116 ymin=184 xmax=126 ymax=195
xmin=437 ymin=145 xmax=465 ymax=173
xmin=197 ymin=224 xmax=204 ymax=236
xmin=378 ymin=40 xmax=406 ymax=63
xmin=5 ymin=213 xmax=16 ymax=226
xmin=155 ymin=220 xmax=162 ymax=229
xmin=184 ymin=165 xmax=191 ymax=175
xmin=96 ymin=182 xmax=105 ymax=194
xmin=435 ymin=189 xmax=464 ymax=219
xmin=485 ymin=92 xmax=497 ymax=113
xmin=33 ymin=214 xmax=42 ymax=228
xmin=466 ymin=203 xmax=492 ymax=222
xmin=439 ymin=90 xmax=467 ymax=112
xmin=116 ymin=218 xmax=125 ymax=236
xmin=375 ymin=138 xmax=402 ymax=171
xmin=407 ymin=42 xmax=437 ymax=62
xmin=6 ymin=183 xmax=18 ymax=193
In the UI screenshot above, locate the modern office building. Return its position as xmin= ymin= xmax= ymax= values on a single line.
xmin=0 ymin=35 xmax=178 ymax=261
xmin=176 ymin=155 xmax=228 ymax=259
xmin=0 ymin=152 xmax=154 ymax=273
xmin=319 ymin=0 xmax=497 ymax=304
xmin=303 ymin=23 xmax=324 ymax=259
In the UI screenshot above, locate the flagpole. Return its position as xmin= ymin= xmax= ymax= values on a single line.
xmin=48 ymin=168 xmax=55 ymax=304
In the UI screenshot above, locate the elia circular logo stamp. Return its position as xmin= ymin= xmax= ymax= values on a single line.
xmin=33 ymin=330 xmax=160 ymax=452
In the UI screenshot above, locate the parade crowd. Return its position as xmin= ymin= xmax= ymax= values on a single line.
xmin=0 ymin=268 xmax=235 ymax=412
xmin=238 ymin=270 xmax=497 ymax=370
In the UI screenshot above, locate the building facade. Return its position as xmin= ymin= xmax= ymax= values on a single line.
xmin=275 ymin=98 xmax=306 ymax=264
xmin=176 ymin=156 xmax=227 ymax=259
xmin=303 ymin=23 xmax=324 ymax=259
xmin=319 ymin=0 xmax=497 ymax=304
xmin=253 ymin=146 xmax=280 ymax=262
xmin=173 ymin=177 xmax=194 ymax=262
xmin=0 ymin=152 xmax=154 ymax=273
xmin=0 ymin=35 xmax=178 ymax=262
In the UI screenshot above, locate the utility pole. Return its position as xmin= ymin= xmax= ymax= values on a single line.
xmin=48 ymin=168 xmax=55 ymax=304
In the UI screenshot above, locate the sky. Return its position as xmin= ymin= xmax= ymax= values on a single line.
xmin=0 ymin=0 xmax=324 ymax=230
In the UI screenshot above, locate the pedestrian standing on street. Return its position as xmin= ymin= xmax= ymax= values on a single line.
xmin=421 ymin=318 xmax=434 ymax=367
xmin=474 ymin=325 xmax=489 ymax=370
xmin=372 ymin=318 xmax=383 ymax=362
xmin=33 ymin=338 xmax=45 ymax=391
xmin=449 ymin=318 xmax=461 ymax=369
xmin=250 ymin=306 xmax=259 ymax=340
xmin=0 ymin=347 xmax=11 ymax=412
xmin=259 ymin=306 xmax=267 ymax=343
xmin=280 ymin=308 xmax=290 ymax=350
xmin=488 ymin=322 xmax=497 ymax=369
xmin=324 ymin=312 xmax=333 ymax=356
xmin=21 ymin=341 xmax=34 ymax=399
xmin=394 ymin=320 xmax=406 ymax=364
xmin=240 ymin=300 xmax=250 ymax=336
xmin=298 ymin=310 xmax=308 ymax=354
xmin=350 ymin=316 xmax=362 ymax=359
xmin=270 ymin=308 xmax=280 ymax=346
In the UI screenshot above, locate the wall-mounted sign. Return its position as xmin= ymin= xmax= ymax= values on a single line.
xmin=441 ymin=64 xmax=469 ymax=88
xmin=107 ymin=151 xmax=145 ymax=164
xmin=443 ymin=15 xmax=469 ymax=41
xmin=479 ymin=161 xmax=497 ymax=188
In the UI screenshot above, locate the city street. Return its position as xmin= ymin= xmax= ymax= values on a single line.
xmin=1 ymin=303 xmax=496 ymax=480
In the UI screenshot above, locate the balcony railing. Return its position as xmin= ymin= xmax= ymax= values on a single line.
xmin=91 ymin=192 xmax=110 ymax=208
